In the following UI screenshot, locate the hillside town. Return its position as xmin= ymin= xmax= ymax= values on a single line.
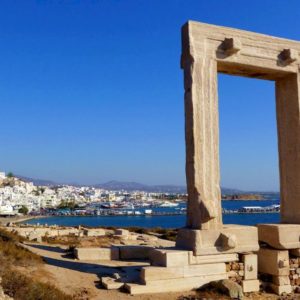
xmin=0 ymin=171 xmax=186 ymax=216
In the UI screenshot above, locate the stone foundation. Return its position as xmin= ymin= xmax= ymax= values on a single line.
xmin=258 ymin=224 xmax=300 ymax=249
xmin=176 ymin=225 xmax=259 ymax=255
xmin=257 ymin=224 xmax=300 ymax=295
xmin=99 ymin=246 xmax=259 ymax=295
xmin=259 ymin=248 xmax=300 ymax=295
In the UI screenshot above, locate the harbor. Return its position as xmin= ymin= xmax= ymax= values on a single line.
xmin=21 ymin=201 xmax=280 ymax=218
xmin=29 ymin=201 xmax=281 ymax=218
xmin=222 ymin=204 xmax=280 ymax=214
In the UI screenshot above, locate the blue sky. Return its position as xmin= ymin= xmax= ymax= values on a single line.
xmin=0 ymin=1 xmax=299 ymax=190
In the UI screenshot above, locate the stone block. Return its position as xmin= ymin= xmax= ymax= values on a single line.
xmin=184 ymin=263 xmax=226 ymax=278
xmin=115 ymin=228 xmax=129 ymax=236
xmin=211 ymin=280 xmax=243 ymax=299
xmin=258 ymin=224 xmax=300 ymax=249
xmin=84 ymin=228 xmax=106 ymax=237
xmin=126 ymin=273 xmax=228 ymax=294
xmin=258 ymin=248 xmax=289 ymax=276
xmin=189 ymin=252 xmax=238 ymax=265
xmin=149 ymin=248 xmax=189 ymax=267
xmin=101 ymin=277 xmax=124 ymax=290
xmin=75 ymin=247 xmax=119 ymax=261
xmin=242 ymin=279 xmax=260 ymax=293
xmin=273 ymin=275 xmax=290 ymax=286
xmin=141 ymin=262 xmax=226 ymax=283
xmin=118 ymin=245 xmax=154 ymax=260
xmin=28 ymin=232 xmax=43 ymax=241
xmin=270 ymin=283 xmax=292 ymax=295
xmin=141 ymin=266 xmax=184 ymax=282
xmin=57 ymin=228 xmax=79 ymax=236
xmin=242 ymin=253 xmax=257 ymax=280
xmin=176 ymin=225 xmax=259 ymax=255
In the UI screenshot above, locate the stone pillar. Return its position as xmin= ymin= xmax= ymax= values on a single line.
xmin=183 ymin=56 xmax=222 ymax=230
xmin=276 ymin=72 xmax=300 ymax=224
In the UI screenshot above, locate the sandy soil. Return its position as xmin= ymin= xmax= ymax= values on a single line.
xmin=19 ymin=242 xmax=286 ymax=300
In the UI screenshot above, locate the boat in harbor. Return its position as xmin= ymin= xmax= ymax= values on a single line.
xmin=223 ymin=204 xmax=280 ymax=214
xmin=160 ymin=201 xmax=179 ymax=207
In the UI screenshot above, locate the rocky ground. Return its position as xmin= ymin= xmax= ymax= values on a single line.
xmin=0 ymin=225 xmax=298 ymax=300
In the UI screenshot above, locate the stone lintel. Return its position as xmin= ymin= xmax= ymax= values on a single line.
xmin=182 ymin=21 xmax=300 ymax=80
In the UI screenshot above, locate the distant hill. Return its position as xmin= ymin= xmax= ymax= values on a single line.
xmin=94 ymin=180 xmax=244 ymax=194
xmin=15 ymin=175 xmax=254 ymax=194
xmin=16 ymin=175 xmax=58 ymax=187
xmin=94 ymin=180 xmax=187 ymax=193
xmin=221 ymin=187 xmax=244 ymax=195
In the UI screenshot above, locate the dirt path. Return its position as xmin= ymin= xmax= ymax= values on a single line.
xmin=22 ymin=243 xmax=281 ymax=300
xmin=23 ymin=242 xmax=200 ymax=300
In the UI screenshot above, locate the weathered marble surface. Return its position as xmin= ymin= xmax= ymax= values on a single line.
xmin=181 ymin=21 xmax=300 ymax=230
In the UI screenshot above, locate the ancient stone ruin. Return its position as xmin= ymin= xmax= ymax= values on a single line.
xmin=95 ymin=21 xmax=300 ymax=296
xmin=70 ymin=21 xmax=300 ymax=296
xmin=174 ymin=21 xmax=300 ymax=295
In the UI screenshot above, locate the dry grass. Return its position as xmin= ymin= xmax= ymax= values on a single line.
xmin=126 ymin=226 xmax=178 ymax=241
xmin=1 ymin=268 xmax=72 ymax=300
xmin=0 ymin=228 xmax=72 ymax=300
xmin=42 ymin=226 xmax=179 ymax=249
xmin=0 ymin=228 xmax=42 ymax=266
xmin=43 ymin=234 xmax=121 ymax=248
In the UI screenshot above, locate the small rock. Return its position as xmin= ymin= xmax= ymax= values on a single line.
xmin=211 ymin=279 xmax=243 ymax=299
xmin=113 ymin=273 xmax=121 ymax=280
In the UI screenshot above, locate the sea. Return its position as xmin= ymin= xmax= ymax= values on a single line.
xmin=24 ymin=199 xmax=280 ymax=229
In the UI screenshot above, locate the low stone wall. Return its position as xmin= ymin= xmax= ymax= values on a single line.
xmin=258 ymin=247 xmax=300 ymax=295
xmin=2 ymin=225 xmax=112 ymax=241
xmin=75 ymin=247 xmax=119 ymax=260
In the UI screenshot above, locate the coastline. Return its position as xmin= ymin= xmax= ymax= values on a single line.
xmin=0 ymin=215 xmax=47 ymax=225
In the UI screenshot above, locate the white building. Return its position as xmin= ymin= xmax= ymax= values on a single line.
xmin=0 ymin=203 xmax=14 ymax=215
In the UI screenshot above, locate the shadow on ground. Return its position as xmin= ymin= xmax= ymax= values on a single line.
xmin=27 ymin=243 xmax=67 ymax=253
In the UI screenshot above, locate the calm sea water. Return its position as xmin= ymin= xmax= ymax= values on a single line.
xmin=25 ymin=200 xmax=280 ymax=229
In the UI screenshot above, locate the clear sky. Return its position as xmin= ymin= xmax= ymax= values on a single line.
xmin=0 ymin=0 xmax=299 ymax=191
